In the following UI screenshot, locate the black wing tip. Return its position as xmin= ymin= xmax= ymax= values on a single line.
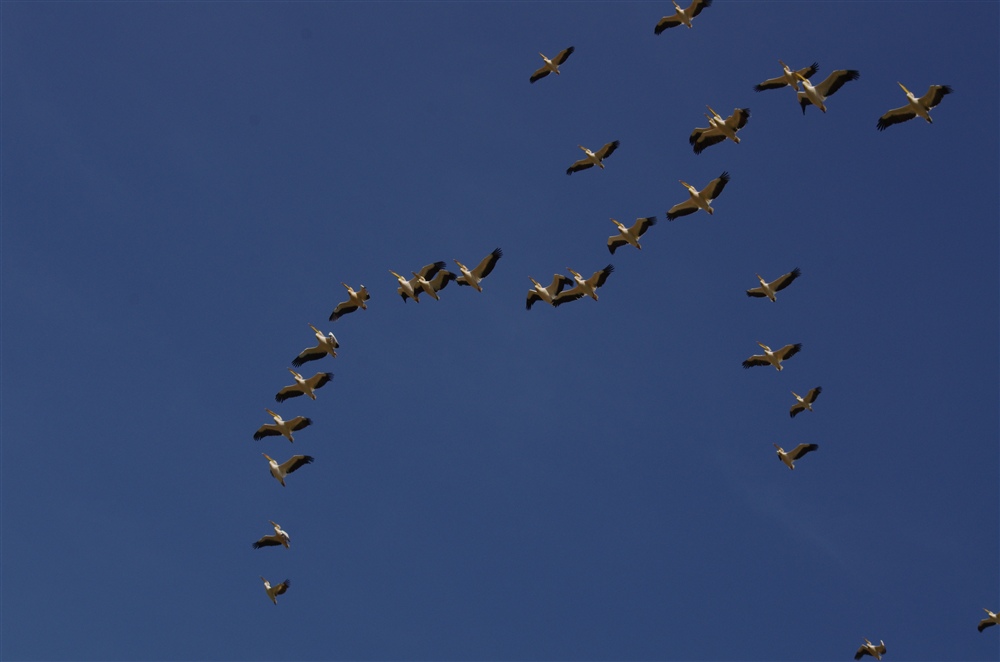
xmin=790 ymin=267 xmax=802 ymax=277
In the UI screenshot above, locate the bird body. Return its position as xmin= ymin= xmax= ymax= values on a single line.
xmin=877 ymin=82 xmax=952 ymax=130
xmin=530 ymin=46 xmax=575 ymax=83
xmin=754 ymin=60 xmax=819 ymax=93
xmin=667 ymin=171 xmax=730 ymax=220
xmin=689 ymin=107 xmax=749 ymax=154
xmin=455 ymin=248 xmax=502 ymax=292
xmin=854 ymin=638 xmax=886 ymax=660
xmin=292 ymin=323 xmax=339 ymax=367
xmin=553 ymin=265 xmax=615 ymax=306
xmin=261 ymin=576 xmax=290 ymax=604
xmin=746 ymin=268 xmax=801 ymax=302
xmin=790 ymin=387 xmax=822 ymax=418
xmin=262 ymin=453 xmax=314 ymax=487
xmin=391 ymin=262 xmax=447 ymax=303
xmin=742 ymin=341 xmax=802 ymax=371
xmin=329 ymin=283 xmax=370 ymax=321
xmin=275 ymin=369 xmax=333 ymax=403
xmin=526 ymin=274 xmax=575 ymax=309
xmin=608 ymin=217 xmax=657 ymax=254
xmin=979 ymin=608 xmax=999 ymax=632
xmin=796 ymin=69 xmax=860 ymax=114
xmin=566 ymin=141 xmax=620 ymax=175
xmin=254 ymin=408 xmax=312 ymax=442
xmin=773 ymin=442 xmax=819 ymax=470
xmin=252 ymin=520 xmax=290 ymax=549
xmin=655 ymin=0 xmax=712 ymax=33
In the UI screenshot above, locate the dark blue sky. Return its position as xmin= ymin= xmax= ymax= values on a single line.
xmin=3 ymin=2 xmax=998 ymax=660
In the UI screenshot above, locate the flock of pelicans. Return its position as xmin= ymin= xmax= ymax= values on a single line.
xmin=245 ymin=1 xmax=994 ymax=658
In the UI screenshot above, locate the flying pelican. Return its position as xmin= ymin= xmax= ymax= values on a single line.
xmin=689 ymin=107 xmax=750 ymax=154
xmin=261 ymin=576 xmax=290 ymax=605
xmin=773 ymin=443 xmax=819 ymax=470
xmin=742 ymin=341 xmax=802 ymax=371
xmin=854 ymin=638 xmax=886 ymax=660
xmin=876 ymin=83 xmax=952 ymax=131
xmin=252 ymin=520 xmax=290 ymax=549
xmin=978 ymin=608 xmax=999 ymax=632
xmin=566 ymin=141 xmax=620 ymax=175
xmin=789 ymin=387 xmax=822 ymax=418
xmin=746 ymin=268 xmax=801 ymax=302
xmin=253 ymin=409 xmax=312 ymax=442
xmin=607 ymin=216 xmax=658 ymax=254
xmin=329 ymin=283 xmax=370 ymax=322
xmin=529 ymin=46 xmax=575 ymax=83
xmin=455 ymin=248 xmax=503 ymax=292
xmin=754 ymin=60 xmax=819 ymax=92
xmin=390 ymin=261 xmax=446 ymax=302
xmin=292 ymin=324 xmax=339 ymax=367
xmin=654 ymin=0 xmax=713 ymax=34
xmin=796 ymin=69 xmax=860 ymax=114
xmin=262 ymin=453 xmax=314 ymax=487
xmin=666 ymin=171 xmax=730 ymax=220
xmin=526 ymin=274 xmax=575 ymax=310
xmin=275 ymin=369 xmax=333 ymax=403
xmin=552 ymin=265 xmax=615 ymax=306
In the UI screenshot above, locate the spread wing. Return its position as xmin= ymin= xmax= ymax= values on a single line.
xmin=566 ymin=158 xmax=594 ymax=175
xmin=275 ymin=386 xmax=304 ymax=403
xmin=473 ymin=248 xmax=503 ymax=279
xmin=816 ymin=69 xmax=860 ymax=97
xmin=689 ymin=0 xmax=712 ymax=18
xmin=654 ymin=14 xmax=683 ymax=34
xmin=742 ymin=355 xmax=770 ymax=369
xmin=529 ymin=66 xmax=551 ymax=84
xmin=553 ymin=46 xmax=575 ymax=65
xmin=788 ymin=443 xmax=818 ymax=460
xmin=305 ymin=372 xmax=333 ymax=390
xmin=920 ymin=84 xmax=952 ymax=109
xmin=588 ymin=264 xmax=614 ymax=288
xmin=702 ymin=171 xmax=730 ymax=201
xmin=253 ymin=425 xmax=282 ymax=441
xmin=666 ymin=199 xmax=699 ymax=221
xmin=280 ymin=455 xmax=314 ymax=474
xmin=770 ymin=267 xmax=801 ymax=292
xmin=292 ymin=345 xmax=327 ymax=367
xmin=607 ymin=236 xmax=629 ymax=254
xmin=329 ymin=301 xmax=359 ymax=321
xmin=877 ymin=104 xmax=916 ymax=131
xmin=595 ymin=140 xmax=620 ymax=160
xmin=691 ymin=127 xmax=727 ymax=154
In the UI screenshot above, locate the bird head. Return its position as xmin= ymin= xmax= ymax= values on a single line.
xmin=778 ymin=59 xmax=788 ymax=70
xmin=265 ymin=408 xmax=278 ymax=418
xmin=262 ymin=453 xmax=274 ymax=462
xmin=897 ymin=81 xmax=911 ymax=96
xmin=309 ymin=323 xmax=321 ymax=334
xmin=757 ymin=341 xmax=770 ymax=351
xmin=453 ymin=259 xmax=467 ymax=271
xmin=706 ymin=104 xmax=719 ymax=118
xmin=287 ymin=368 xmax=302 ymax=379
xmin=340 ymin=282 xmax=351 ymax=290
xmin=755 ymin=274 xmax=766 ymax=284
xmin=795 ymin=72 xmax=809 ymax=83
xmin=773 ymin=443 xmax=783 ymax=453
xmin=389 ymin=270 xmax=403 ymax=281
xmin=672 ymin=0 xmax=682 ymax=9
xmin=260 ymin=576 xmax=268 ymax=584
xmin=567 ymin=268 xmax=582 ymax=280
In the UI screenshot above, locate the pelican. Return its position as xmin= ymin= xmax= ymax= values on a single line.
xmin=262 ymin=453 xmax=314 ymax=487
xmin=654 ymin=0 xmax=712 ymax=34
xmin=742 ymin=341 xmax=802 ymax=371
xmin=455 ymin=248 xmax=503 ymax=292
xmin=754 ymin=60 xmax=819 ymax=93
xmin=252 ymin=520 xmax=290 ymax=549
xmin=854 ymin=638 xmax=886 ymax=660
xmin=530 ymin=47 xmax=575 ymax=84
xmin=978 ymin=608 xmax=999 ymax=632
xmin=329 ymin=283 xmax=370 ymax=322
xmin=689 ymin=107 xmax=750 ymax=155
xmin=796 ymin=69 xmax=860 ymax=114
xmin=789 ymin=387 xmax=822 ymax=418
xmin=292 ymin=324 xmax=339 ymax=367
xmin=275 ymin=369 xmax=333 ymax=403
xmin=877 ymin=83 xmax=952 ymax=131
xmin=526 ymin=274 xmax=575 ymax=310
xmin=552 ymin=264 xmax=615 ymax=306
xmin=253 ymin=409 xmax=312 ymax=442
xmin=390 ymin=261 xmax=446 ymax=303
xmin=607 ymin=216 xmax=657 ymax=254
xmin=746 ymin=268 xmax=801 ymax=302
xmin=566 ymin=141 xmax=620 ymax=175
xmin=773 ymin=443 xmax=819 ymax=470
xmin=666 ymin=171 xmax=730 ymax=220
xmin=261 ymin=576 xmax=290 ymax=605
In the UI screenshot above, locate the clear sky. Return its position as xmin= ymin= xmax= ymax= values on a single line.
xmin=2 ymin=2 xmax=998 ymax=660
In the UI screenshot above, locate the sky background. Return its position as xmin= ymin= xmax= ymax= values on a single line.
xmin=2 ymin=1 xmax=998 ymax=660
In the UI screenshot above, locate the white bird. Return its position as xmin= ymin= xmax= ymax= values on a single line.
xmin=796 ymin=69 xmax=860 ymax=114
xmin=607 ymin=216 xmax=658 ymax=254
xmin=292 ymin=323 xmax=339 ymax=367
xmin=390 ymin=261 xmax=447 ymax=303
xmin=666 ymin=171 xmax=730 ymax=220
xmin=789 ymin=387 xmax=822 ymax=418
xmin=253 ymin=409 xmax=312 ymax=443
xmin=454 ymin=248 xmax=502 ymax=292
xmin=854 ymin=638 xmax=886 ymax=660
xmin=530 ymin=46 xmax=575 ymax=83
xmin=754 ymin=60 xmax=819 ymax=93
xmin=877 ymin=83 xmax=952 ymax=131
xmin=746 ymin=268 xmax=801 ymax=302
xmin=566 ymin=141 xmax=620 ymax=175
xmin=978 ymin=608 xmax=999 ymax=632
xmin=553 ymin=265 xmax=615 ymax=306
xmin=689 ymin=107 xmax=750 ymax=154
xmin=329 ymin=283 xmax=370 ymax=321
xmin=773 ymin=442 xmax=819 ymax=470
xmin=260 ymin=576 xmax=290 ymax=605
xmin=262 ymin=453 xmax=314 ymax=487
xmin=526 ymin=274 xmax=576 ymax=310
xmin=654 ymin=0 xmax=713 ymax=34
xmin=252 ymin=520 xmax=290 ymax=549
xmin=275 ymin=369 xmax=333 ymax=403
xmin=742 ymin=341 xmax=802 ymax=371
